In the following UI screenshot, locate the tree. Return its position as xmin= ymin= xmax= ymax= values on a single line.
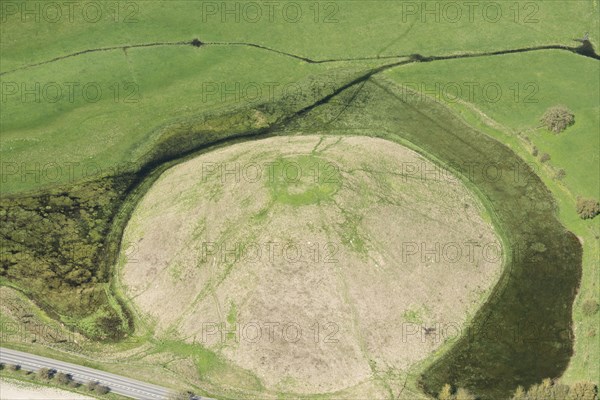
xmin=540 ymin=105 xmax=575 ymax=133
xmin=438 ymin=384 xmax=454 ymax=400
xmin=511 ymin=379 xmax=598 ymax=400
xmin=68 ymin=379 xmax=80 ymax=388
xmin=576 ymin=197 xmax=600 ymax=220
xmin=37 ymin=367 xmax=53 ymax=380
xmin=169 ymin=391 xmax=194 ymax=400
xmin=455 ymin=388 xmax=476 ymax=400
xmin=55 ymin=372 xmax=72 ymax=385
xmin=6 ymin=364 xmax=20 ymax=371
xmin=540 ymin=153 xmax=551 ymax=163
xmin=94 ymin=384 xmax=110 ymax=395
xmin=512 ymin=386 xmax=526 ymax=400
xmin=582 ymin=299 xmax=599 ymax=316
xmin=567 ymin=381 xmax=597 ymax=400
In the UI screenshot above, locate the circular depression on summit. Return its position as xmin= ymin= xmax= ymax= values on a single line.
xmin=119 ymin=135 xmax=502 ymax=395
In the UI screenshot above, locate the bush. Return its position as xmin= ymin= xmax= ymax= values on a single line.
xmin=86 ymin=381 xmax=99 ymax=391
xmin=437 ymin=384 xmax=475 ymax=400
xmin=540 ymin=105 xmax=575 ymax=133
xmin=55 ymin=372 xmax=72 ymax=385
xmin=68 ymin=380 xmax=80 ymax=388
xmin=582 ymin=299 xmax=599 ymax=316
xmin=555 ymin=169 xmax=566 ymax=180
xmin=540 ymin=153 xmax=551 ymax=163
xmin=36 ymin=367 xmax=54 ymax=380
xmin=586 ymin=328 xmax=596 ymax=338
xmin=531 ymin=146 xmax=539 ymax=157
xmin=94 ymin=384 xmax=110 ymax=395
xmin=455 ymin=388 xmax=476 ymax=400
xmin=569 ymin=381 xmax=598 ymax=399
xmin=169 ymin=391 xmax=195 ymax=400
xmin=576 ymin=197 xmax=600 ymax=220
xmin=511 ymin=379 xmax=598 ymax=399
xmin=6 ymin=364 xmax=21 ymax=371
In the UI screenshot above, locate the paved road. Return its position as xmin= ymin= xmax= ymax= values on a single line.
xmin=0 ymin=347 xmax=212 ymax=400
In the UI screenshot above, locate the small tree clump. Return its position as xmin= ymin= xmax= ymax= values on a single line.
xmin=437 ymin=384 xmax=476 ymax=400
xmin=7 ymin=364 xmax=21 ymax=371
xmin=576 ymin=197 xmax=600 ymax=220
xmin=540 ymin=153 xmax=551 ymax=163
xmin=169 ymin=391 xmax=194 ymax=400
xmin=540 ymin=105 xmax=575 ymax=133
xmin=94 ymin=384 xmax=110 ymax=395
xmin=36 ymin=367 xmax=53 ymax=380
xmin=55 ymin=372 xmax=72 ymax=385
xmin=455 ymin=387 xmax=476 ymax=400
xmin=511 ymin=379 xmax=598 ymax=399
xmin=586 ymin=328 xmax=597 ymax=338
xmin=582 ymin=299 xmax=599 ymax=316
xmin=438 ymin=384 xmax=454 ymax=400
xmin=569 ymin=381 xmax=598 ymax=399
xmin=68 ymin=380 xmax=80 ymax=388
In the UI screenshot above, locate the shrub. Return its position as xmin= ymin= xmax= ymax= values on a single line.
xmin=55 ymin=372 xmax=72 ymax=385
xmin=576 ymin=197 xmax=600 ymax=220
xmin=86 ymin=381 xmax=99 ymax=391
xmin=568 ymin=381 xmax=598 ymax=399
xmin=169 ymin=391 xmax=194 ymax=400
xmin=540 ymin=105 xmax=575 ymax=133
xmin=68 ymin=380 xmax=80 ymax=388
xmin=586 ymin=328 xmax=596 ymax=338
xmin=36 ymin=367 xmax=53 ymax=380
xmin=511 ymin=379 xmax=598 ymax=399
xmin=437 ymin=385 xmax=475 ymax=400
xmin=6 ymin=364 xmax=21 ymax=371
xmin=455 ymin=388 xmax=476 ymax=400
xmin=555 ymin=169 xmax=566 ymax=180
xmin=540 ymin=153 xmax=551 ymax=163
xmin=582 ymin=299 xmax=599 ymax=316
xmin=532 ymin=146 xmax=539 ymax=156
xmin=94 ymin=384 xmax=110 ymax=395
xmin=512 ymin=386 xmax=526 ymax=400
